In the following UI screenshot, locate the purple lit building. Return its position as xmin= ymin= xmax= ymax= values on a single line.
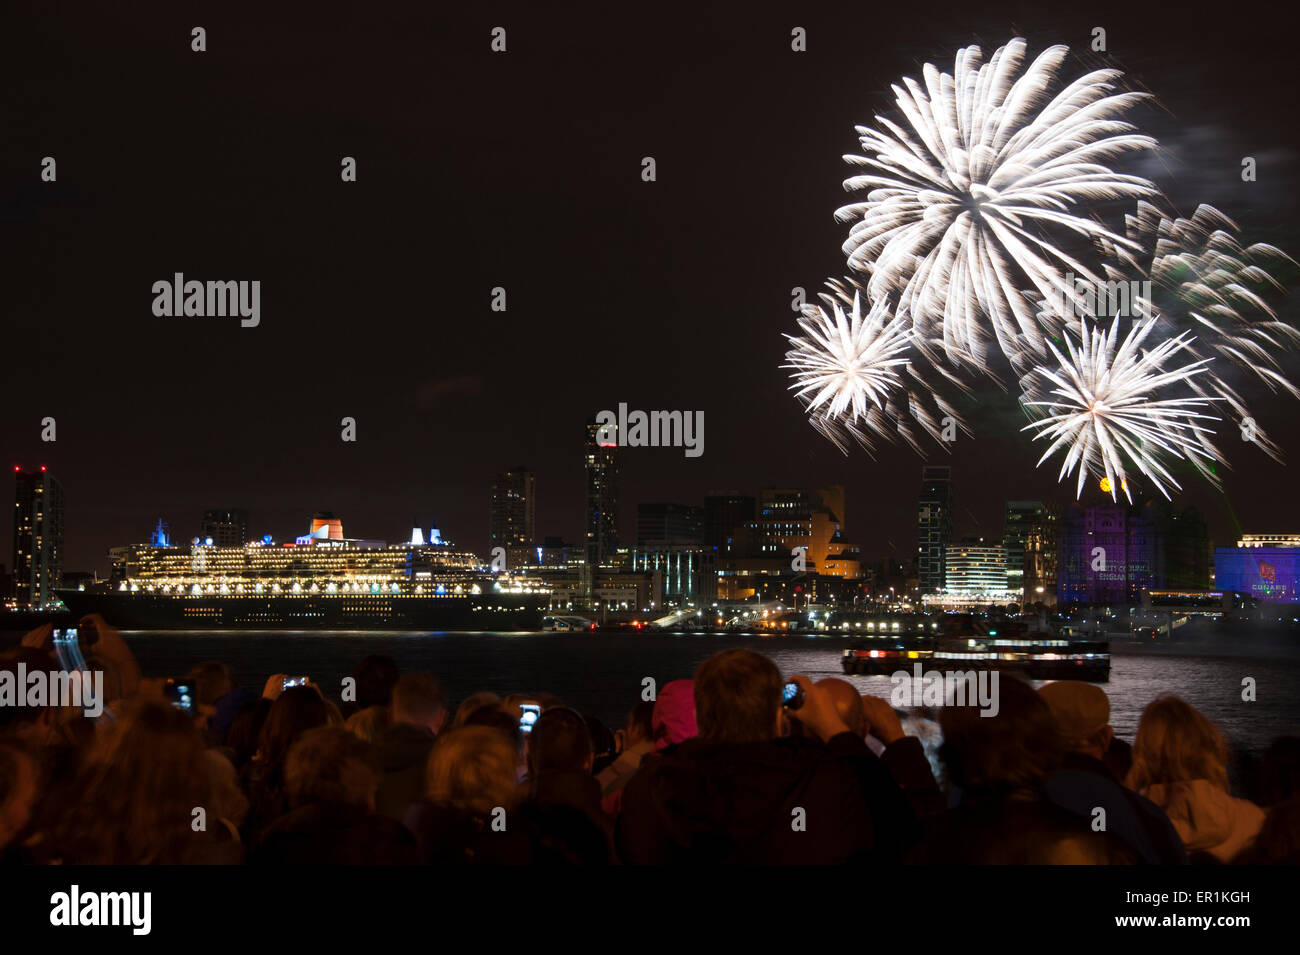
xmin=1058 ymin=504 xmax=1155 ymax=605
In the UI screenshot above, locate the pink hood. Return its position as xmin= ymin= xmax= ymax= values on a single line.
xmin=652 ymin=679 xmax=698 ymax=750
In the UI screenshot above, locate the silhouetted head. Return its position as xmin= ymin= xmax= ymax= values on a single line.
xmin=939 ymin=676 xmax=1063 ymax=797
xmin=285 ymin=726 xmax=380 ymax=811
xmin=391 ymin=673 xmax=447 ymax=733
xmin=453 ymin=691 xmax=501 ymax=728
xmin=352 ymin=655 xmax=400 ymax=710
xmin=256 ymin=685 xmax=339 ymax=768
xmin=1127 ymin=693 xmax=1229 ymax=794
xmin=694 ymin=649 xmax=781 ymax=744
xmin=529 ymin=707 xmax=594 ymax=775
xmin=426 ymin=726 xmax=521 ymax=816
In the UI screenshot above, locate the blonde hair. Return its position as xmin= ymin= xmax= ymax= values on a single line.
xmin=1127 ymin=694 xmax=1229 ymax=794
xmin=425 ymin=726 xmax=519 ymax=816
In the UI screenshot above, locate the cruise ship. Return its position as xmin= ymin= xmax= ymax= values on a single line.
xmin=58 ymin=517 xmax=547 ymax=631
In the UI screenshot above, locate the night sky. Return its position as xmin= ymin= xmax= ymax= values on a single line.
xmin=3 ymin=1 xmax=1298 ymax=576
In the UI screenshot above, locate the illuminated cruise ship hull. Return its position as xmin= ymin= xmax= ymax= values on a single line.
xmin=58 ymin=589 xmax=546 ymax=631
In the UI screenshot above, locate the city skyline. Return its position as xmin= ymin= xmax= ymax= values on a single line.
xmin=0 ymin=455 xmax=1269 ymax=582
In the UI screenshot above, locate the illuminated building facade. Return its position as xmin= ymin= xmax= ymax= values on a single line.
xmin=1058 ymin=504 xmax=1155 ymax=604
xmin=1214 ymin=537 xmax=1300 ymax=603
xmin=737 ymin=486 xmax=862 ymax=579
xmin=945 ymin=538 xmax=1008 ymax=593
xmin=11 ymin=468 xmax=64 ymax=610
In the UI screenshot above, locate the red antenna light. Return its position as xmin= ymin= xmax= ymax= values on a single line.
xmin=40 ymin=466 xmax=47 ymax=472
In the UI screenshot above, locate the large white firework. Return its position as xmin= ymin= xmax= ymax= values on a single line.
xmin=783 ymin=291 xmax=912 ymax=444
xmin=1021 ymin=317 xmax=1223 ymax=501
xmin=837 ymin=37 xmax=1159 ymax=373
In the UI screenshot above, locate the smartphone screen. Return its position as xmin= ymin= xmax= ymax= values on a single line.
xmin=165 ymin=680 xmax=196 ymax=716
xmin=781 ymin=681 xmax=804 ymax=709
xmin=52 ymin=629 xmax=89 ymax=672
xmin=282 ymin=676 xmax=309 ymax=690
xmin=519 ymin=703 xmax=541 ymax=734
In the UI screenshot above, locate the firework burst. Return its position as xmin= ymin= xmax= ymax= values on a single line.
xmin=783 ymin=291 xmax=912 ymax=439
xmin=836 ymin=37 xmax=1158 ymax=372
xmin=1021 ymin=317 xmax=1223 ymax=501
xmin=784 ymin=283 xmax=973 ymax=455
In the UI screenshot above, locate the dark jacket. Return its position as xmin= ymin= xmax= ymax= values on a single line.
xmin=1046 ymin=751 xmax=1187 ymax=864
xmin=403 ymin=800 xmax=533 ymax=865
xmin=526 ymin=770 xmax=615 ymax=865
xmin=251 ymin=803 xmax=418 ymax=865
xmin=373 ymin=722 xmax=437 ymax=822
xmin=912 ymin=788 xmax=1140 ymax=864
xmin=615 ymin=732 xmax=916 ymax=864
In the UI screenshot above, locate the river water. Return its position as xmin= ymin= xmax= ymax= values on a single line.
xmin=4 ymin=629 xmax=1291 ymax=758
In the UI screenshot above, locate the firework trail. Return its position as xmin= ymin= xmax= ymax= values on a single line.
xmin=1093 ymin=201 xmax=1300 ymax=460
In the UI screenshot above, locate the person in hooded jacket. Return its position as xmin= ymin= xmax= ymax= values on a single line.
xmin=615 ymin=649 xmax=920 ymax=864
xmin=601 ymin=681 xmax=697 ymax=817
xmin=1126 ymin=693 xmax=1265 ymax=864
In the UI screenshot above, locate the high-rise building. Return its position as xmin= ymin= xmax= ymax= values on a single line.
xmin=1003 ymin=501 xmax=1056 ymax=597
xmin=585 ymin=418 xmax=619 ymax=569
xmin=637 ymin=502 xmax=704 ymax=547
xmin=703 ymin=491 xmax=755 ymax=555
xmin=1153 ymin=504 xmax=1210 ymax=590
xmin=201 ymin=509 xmax=248 ymax=548
xmin=11 ymin=467 xmax=65 ymax=610
xmin=490 ymin=466 xmax=536 ymax=563
xmin=917 ymin=466 xmax=952 ymax=593
xmin=1024 ymin=518 xmax=1060 ymax=606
